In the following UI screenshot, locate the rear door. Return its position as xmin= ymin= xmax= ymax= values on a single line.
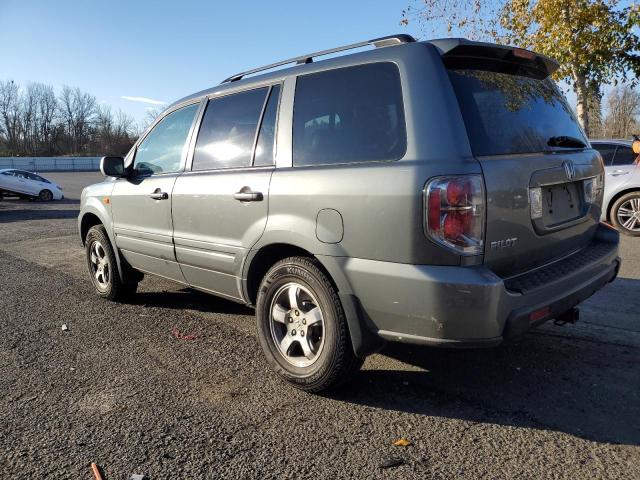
xmin=0 ymin=170 xmax=20 ymax=193
xmin=607 ymin=144 xmax=637 ymax=190
xmin=445 ymin=58 xmax=602 ymax=277
xmin=171 ymin=84 xmax=280 ymax=300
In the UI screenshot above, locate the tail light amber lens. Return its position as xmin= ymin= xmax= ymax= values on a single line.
xmin=425 ymin=175 xmax=485 ymax=255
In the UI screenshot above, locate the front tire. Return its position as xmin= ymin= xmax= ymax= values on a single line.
xmin=611 ymin=191 xmax=640 ymax=236
xmin=85 ymin=225 xmax=138 ymax=301
xmin=256 ymin=256 xmax=363 ymax=392
xmin=38 ymin=189 xmax=53 ymax=201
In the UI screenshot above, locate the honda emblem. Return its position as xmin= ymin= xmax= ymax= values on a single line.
xmin=563 ymin=160 xmax=576 ymax=180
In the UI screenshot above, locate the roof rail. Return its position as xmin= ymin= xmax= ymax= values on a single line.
xmin=220 ymin=34 xmax=416 ymax=84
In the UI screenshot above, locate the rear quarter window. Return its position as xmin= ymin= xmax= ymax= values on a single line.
xmin=293 ymin=62 xmax=406 ymax=166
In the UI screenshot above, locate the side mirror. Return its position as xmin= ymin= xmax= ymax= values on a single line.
xmin=100 ymin=156 xmax=126 ymax=177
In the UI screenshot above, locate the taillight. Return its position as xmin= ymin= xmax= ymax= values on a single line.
xmin=424 ymin=175 xmax=485 ymax=255
xmin=583 ymin=172 xmax=604 ymax=204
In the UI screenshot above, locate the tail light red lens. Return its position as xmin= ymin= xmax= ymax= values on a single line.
xmin=428 ymin=189 xmax=442 ymax=232
xmin=424 ymin=175 xmax=485 ymax=255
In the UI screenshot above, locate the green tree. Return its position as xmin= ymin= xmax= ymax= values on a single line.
xmin=403 ymin=0 xmax=640 ymax=135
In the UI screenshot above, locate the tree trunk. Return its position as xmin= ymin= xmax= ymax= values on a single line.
xmin=587 ymin=80 xmax=602 ymax=138
xmin=573 ymin=70 xmax=589 ymax=135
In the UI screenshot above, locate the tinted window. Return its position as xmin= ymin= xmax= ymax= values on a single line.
xmin=612 ymin=146 xmax=637 ymax=166
xmin=134 ymin=103 xmax=198 ymax=175
xmin=254 ymin=85 xmax=281 ymax=166
xmin=193 ymin=88 xmax=268 ymax=170
xmin=449 ymin=70 xmax=586 ymax=156
xmin=26 ymin=172 xmax=46 ymax=182
xmin=293 ymin=62 xmax=406 ymax=166
xmin=593 ymin=144 xmax=617 ymax=165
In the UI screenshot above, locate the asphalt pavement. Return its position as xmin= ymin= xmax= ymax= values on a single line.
xmin=0 ymin=172 xmax=638 ymax=479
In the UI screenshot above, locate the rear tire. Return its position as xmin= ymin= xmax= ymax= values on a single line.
xmin=611 ymin=191 xmax=640 ymax=236
xmin=256 ymin=256 xmax=363 ymax=393
xmin=38 ymin=189 xmax=53 ymax=201
xmin=85 ymin=225 xmax=138 ymax=301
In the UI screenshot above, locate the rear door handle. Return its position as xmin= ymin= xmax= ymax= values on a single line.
xmin=609 ymin=170 xmax=630 ymax=176
xmin=233 ymin=189 xmax=263 ymax=202
xmin=150 ymin=190 xmax=169 ymax=200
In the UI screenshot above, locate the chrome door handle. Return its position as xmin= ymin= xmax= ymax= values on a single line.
xmin=609 ymin=170 xmax=629 ymax=176
xmin=233 ymin=190 xmax=263 ymax=202
xmin=149 ymin=191 xmax=169 ymax=200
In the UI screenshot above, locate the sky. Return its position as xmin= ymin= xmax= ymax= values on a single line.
xmin=0 ymin=0 xmax=428 ymax=124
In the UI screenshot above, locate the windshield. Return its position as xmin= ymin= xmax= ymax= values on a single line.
xmin=448 ymin=69 xmax=586 ymax=156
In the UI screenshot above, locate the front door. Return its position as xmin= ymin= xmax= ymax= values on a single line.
xmin=111 ymin=102 xmax=200 ymax=282
xmin=172 ymin=84 xmax=280 ymax=300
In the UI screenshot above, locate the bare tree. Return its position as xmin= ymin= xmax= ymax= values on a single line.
xmin=0 ymin=79 xmax=136 ymax=156
xmin=20 ymin=83 xmax=39 ymax=154
xmin=602 ymin=85 xmax=640 ymax=139
xmin=0 ymin=80 xmax=21 ymax=155
xmin=59 ymin=85 xmax=97 ymax=154
xmin=34 ymin=83 xmax=58 ymax=155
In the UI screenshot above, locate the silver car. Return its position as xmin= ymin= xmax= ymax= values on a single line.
xmin=78 ymin=35 xmax=620 ymax=392
xmin=591 ymin=140 xmax=640 ymax=236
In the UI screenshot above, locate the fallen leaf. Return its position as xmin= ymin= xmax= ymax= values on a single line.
xmin=393 ymin=438 xmax=411 ymax=447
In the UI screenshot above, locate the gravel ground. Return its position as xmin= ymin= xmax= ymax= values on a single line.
xmin=0 ymin=172 xmax=639 ymax=479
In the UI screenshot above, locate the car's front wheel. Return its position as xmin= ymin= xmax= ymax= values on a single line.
xmin=611 ymin=191 xmax=640 ymax=236
xmin=38 ymin=189 xmax=53 ymax=201
xmin=85 ymin=225 xmax=138 ymax=301
xmin=256 ymin=256 xmax=363 ymax=392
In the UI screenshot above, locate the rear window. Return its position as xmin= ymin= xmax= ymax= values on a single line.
xmin=448 ymin=69 xmax=586 ymax=156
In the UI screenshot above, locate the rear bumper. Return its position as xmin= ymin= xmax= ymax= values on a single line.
xmin=340 ymin=223 xmax=619 ymax=348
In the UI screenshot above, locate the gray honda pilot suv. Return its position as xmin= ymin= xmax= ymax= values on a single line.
xmin=79 ymin=35 xmax=620 ymax=392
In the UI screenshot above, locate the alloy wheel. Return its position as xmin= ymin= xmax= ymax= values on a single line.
xmin=89 ymin=241 xmax=110 ymax=290
xmin=616 ymin=198 xmax=640 ymax=232
xmin=269 ymin=282 xmax=325 ymax=368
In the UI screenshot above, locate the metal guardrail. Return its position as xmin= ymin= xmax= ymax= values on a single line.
xmin=0 ymin=157 xmax=101 ymax=172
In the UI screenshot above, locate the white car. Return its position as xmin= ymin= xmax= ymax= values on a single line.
xmin=0 ymin=169 xmax=64 ymax=201
xmin=591 ymin=140 xmax=640 ymax=235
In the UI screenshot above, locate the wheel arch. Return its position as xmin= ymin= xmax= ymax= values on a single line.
xmin=80 ymin=212 xmax=103 ymax=245
xmin=243 ymin=242 xmax=380 ymax=358
xmin=78 ymin=205 xmax=126 ymax=283
xmin=39 ymin=188 xmax=53 ymax=200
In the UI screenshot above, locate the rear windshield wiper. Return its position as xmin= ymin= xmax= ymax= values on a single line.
xmin=547 ymin=136 xmax=587 ymax=148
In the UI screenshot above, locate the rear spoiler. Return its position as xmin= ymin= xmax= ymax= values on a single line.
xmin=427 ymin=38 xmax=559 ymax=79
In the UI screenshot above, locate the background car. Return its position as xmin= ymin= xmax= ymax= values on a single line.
xmin=591 ymin=139 xmax=640 ymax=236
xmin=0 ymin=168 xmax=64 ymax=201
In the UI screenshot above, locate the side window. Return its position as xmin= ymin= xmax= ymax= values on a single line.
xmin=254 ymin=85 xmax=281 ymax=166
xmin=134 ymin=103 xmax=198 ymax=175
xmin=192 ymin=87 xmax=268 ymax=170
xmin=593 ymin=144 xmax=617 ymax=166
xmin=612 ymin=146 xmax=636 ymax=166
xmin=26 ymin=173 xmax=44 ymax=182
xmin=293 ymin=62 xmax=406 ymax=166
